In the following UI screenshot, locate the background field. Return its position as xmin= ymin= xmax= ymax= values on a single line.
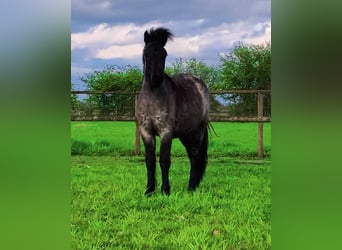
xmin=71 ymin=121 xmax=271 ymax=158
xmin=71 ymin=121 xmax=271 ymax=249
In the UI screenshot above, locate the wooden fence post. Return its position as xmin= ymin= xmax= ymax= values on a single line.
xmin=257 ymin=92 xmax=264 ymax=158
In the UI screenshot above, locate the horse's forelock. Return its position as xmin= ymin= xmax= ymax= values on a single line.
xmin=144 ymin=27 xmax=173 ymax=47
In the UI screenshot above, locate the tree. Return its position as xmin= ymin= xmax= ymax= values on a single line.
xmin=80 ymin=65 xmax=142 ymax=91
xmin=79 ymin=65 xmax=143 ymax=116
xmin=219 ymin=42 xmax=271 ymax=116
xmin=165 ymin=58 xmax=221 ymax=90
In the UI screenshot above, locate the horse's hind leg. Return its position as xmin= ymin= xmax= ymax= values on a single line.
xmin=180 ymin=128 xmax=208 ymax=191
xmin=142 ymin=134 xmax=156 ymax=196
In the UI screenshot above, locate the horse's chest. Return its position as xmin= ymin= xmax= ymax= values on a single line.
xmin=137 ymin=108 xmax=173 ymax=135
xmin=136 ymin=91 xmax=176 ymax=135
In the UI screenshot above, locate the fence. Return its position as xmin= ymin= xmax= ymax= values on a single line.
xmin=71 ymin=90 xmax=271 ymax=158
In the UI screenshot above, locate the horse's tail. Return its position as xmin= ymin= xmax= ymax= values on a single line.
xmin=197 ymin=126 xmax=208 ymax=183
xmin=208 ymin=121 xmax=218 ymax=137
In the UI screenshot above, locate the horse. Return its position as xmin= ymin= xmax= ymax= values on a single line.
xmin=135 ymin=27 xmax=210 ymax=196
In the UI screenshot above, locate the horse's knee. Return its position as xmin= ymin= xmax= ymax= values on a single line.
xmin=159 ymin=158 xmax=170 ymax=169
xmin=146 ymin=157 xmax=156 ymax=168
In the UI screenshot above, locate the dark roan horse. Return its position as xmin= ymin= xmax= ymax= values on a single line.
xmin=135 ymin=27 xmax=210 ymax=196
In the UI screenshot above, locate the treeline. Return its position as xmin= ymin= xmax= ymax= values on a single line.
xmin=72 ymin=42 xmax=271 ymax=117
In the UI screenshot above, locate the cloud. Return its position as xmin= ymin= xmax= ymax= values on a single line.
xmin=244 ymin=22 xmax=271 ymax=45
xmin=72 ymin=20 xmax=271 ymax=62
xmin=95 ymin=44 xmax=143 ymax=59
xmin=71 ymin=23 xmax=141 ymax=50
xmin=71 ymin=0 xmax=271 ymax=85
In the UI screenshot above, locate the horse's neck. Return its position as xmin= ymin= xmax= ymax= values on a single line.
xmin=142 ymin=74 xmax=167 ymax=91
xmin=142 ymin=74 xmax=152 ymax=90
xmin=141 ymin=76 xmax=174 ymax=106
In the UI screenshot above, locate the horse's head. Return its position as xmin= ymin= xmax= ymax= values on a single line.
xmin=143 ymin=27 xmax=173 ymax=88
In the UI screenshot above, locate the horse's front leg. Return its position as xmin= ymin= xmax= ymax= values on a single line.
xmin=142 ymin=134 xmax=156 ymax=196
xmin=159 ymin=134 xmax=172 ymax=195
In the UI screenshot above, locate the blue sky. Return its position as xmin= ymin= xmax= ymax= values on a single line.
xmin=71 ymin=0 xmax=271 ymax=89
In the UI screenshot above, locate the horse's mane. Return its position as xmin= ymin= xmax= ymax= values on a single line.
xmin=144 ymin=27 xmax=173 ymax=47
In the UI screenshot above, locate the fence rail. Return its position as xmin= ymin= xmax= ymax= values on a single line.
xmin=71 ymin=89 xmax=271 ymax=158
xmin=71 ymin=89 xmax=271 ymax=94
xmin=71 ymin=90 xmax=271 ymax=122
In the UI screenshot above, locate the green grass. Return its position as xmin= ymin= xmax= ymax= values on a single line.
xmin=71 ymin=156 xmax=271 ymax=249
xmin=71 ymin=122 xmax=137 ymax=156
xmin=71 ymin=121 xmax=271 ymax=249
xmin=71 ymin=121 xmax=271 ymax=158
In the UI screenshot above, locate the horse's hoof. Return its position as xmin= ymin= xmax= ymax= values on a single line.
xmin=161 ymin=185 xmax=170 ymax=196
xmin=188 ymin=183 xmax=198 ymax=192
xmin=145 ymin=186 xmax=155 ymax=196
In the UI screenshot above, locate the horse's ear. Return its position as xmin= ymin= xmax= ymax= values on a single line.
xmin=144 ymin=30 xmax=150 ymax=45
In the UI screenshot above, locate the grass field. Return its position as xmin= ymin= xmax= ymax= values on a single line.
xmin=71 ymin=121 xmax=271 ymax=249
xmin=71 ymin=121 xmax=271 ymax=158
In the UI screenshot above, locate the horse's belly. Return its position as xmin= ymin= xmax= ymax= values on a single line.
xmin=174 ymin=115 xmax=203 ymax=136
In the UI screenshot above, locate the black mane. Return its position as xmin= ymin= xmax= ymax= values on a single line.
xmin=144 ymin=27 xmax=173 ymax=47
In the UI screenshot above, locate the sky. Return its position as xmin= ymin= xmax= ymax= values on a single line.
xmin=71 ymin=0 xmax=271 ymax=89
